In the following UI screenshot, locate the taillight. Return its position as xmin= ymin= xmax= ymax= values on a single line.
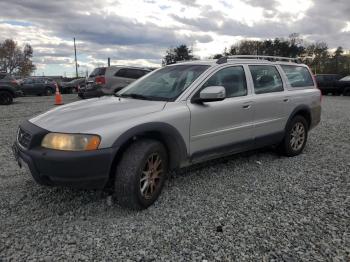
xmin=95 ymin=76 xmax=106 ymax=85
xmin=309 ymin=68 xmax=322 ymax=103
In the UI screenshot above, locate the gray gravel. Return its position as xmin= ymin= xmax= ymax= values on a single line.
xmin=0 ymin=95 xmax=349 ymax=261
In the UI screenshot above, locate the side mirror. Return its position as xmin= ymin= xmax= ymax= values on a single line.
xmin=192 ymin=86 xmax=226 ymax=103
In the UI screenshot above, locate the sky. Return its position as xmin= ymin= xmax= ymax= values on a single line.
xmin=0 ymin=0 xmax=349 ymax=76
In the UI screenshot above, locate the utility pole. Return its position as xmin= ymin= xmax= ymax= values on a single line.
xmin=108 ymin=57 xmax=111 ymax=67
xmin=74 ymin=37 xmax=78 ymax=78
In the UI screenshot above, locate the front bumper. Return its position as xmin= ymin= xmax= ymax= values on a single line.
xmin=12 ymin=120 xmax=117 ymax=189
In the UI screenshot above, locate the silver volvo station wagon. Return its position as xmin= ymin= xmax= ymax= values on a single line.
xmin=13 ymin=55 xmax=321 ymax=209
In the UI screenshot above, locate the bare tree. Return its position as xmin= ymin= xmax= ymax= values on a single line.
xmin=0 ymin=39 xmax=35 ymax=76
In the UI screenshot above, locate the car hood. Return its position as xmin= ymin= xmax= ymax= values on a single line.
xmin=30 ymin=96 xmax=166 ymax=133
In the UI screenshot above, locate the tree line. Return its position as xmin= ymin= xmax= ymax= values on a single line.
xmin=0 ymin=39 xmax=35 ymax=77
xmin=163 ymin=34 xmax=350 ymax=76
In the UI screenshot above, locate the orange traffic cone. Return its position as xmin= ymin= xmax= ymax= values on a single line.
xmin=54 ymin=83 xmax=63 ymax=105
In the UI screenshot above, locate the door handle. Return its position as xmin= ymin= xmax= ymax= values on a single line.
xmin=283 ymin=98 xmax=289 ymax=102
xmin=242 ymin=104 xmax=251 ymax=109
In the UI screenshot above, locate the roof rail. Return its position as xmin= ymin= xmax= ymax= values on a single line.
xmin=216 ymin=55 xmax=301 ymax=64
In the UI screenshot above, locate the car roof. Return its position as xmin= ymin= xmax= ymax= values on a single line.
xmin=108 ymin=65 xmax=151 ymax=71
xmin=172 ymin=59 xmax=308 ymax=67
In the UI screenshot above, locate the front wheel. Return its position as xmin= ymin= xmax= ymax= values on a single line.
xmin=114 ymin=139 xmax=168 ymax=210
xmin=0 ymin=91 xmax=13 ymax=105
xmin=278 ymin=115 xmax=308 ymax=157
xmin=343 ymin=87 xmax=350 ymax=96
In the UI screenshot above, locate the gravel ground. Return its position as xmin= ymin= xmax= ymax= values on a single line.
xmin=0 ymin=95 xmax=349 ymax=261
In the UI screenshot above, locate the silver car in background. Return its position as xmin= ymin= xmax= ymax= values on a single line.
xmin=79 ymin=66 xmax=151 ymax=98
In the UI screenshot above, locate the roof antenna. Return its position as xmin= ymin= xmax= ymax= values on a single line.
xmin=216 ymin=56 xmax=227 ymax=64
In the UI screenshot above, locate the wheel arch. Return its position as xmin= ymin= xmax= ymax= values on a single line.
xmin=286 ymin=105 xmax=312 ymax=130
xmin=0 ymin=87 xmax=15 ymax=97
xmin=109 ymin=122 xmax=188 ymax=178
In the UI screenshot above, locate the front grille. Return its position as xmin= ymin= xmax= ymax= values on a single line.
xmin=17 ymin=128 xmax=32 ymax=148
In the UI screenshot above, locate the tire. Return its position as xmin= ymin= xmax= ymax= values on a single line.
xmin=45 ymin=87 xmax=54 ymax=96
xmin=114 ymin=139 xmax=168 ymax=210
xmin=0 ymin=91 xmax=13 ymax=105
xmin=343 ymin=87 xmax=350 ymax=96
xmin=278 ymin=115 xmax=308 ymax=157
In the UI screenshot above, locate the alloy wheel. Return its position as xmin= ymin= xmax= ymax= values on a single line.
xmin=140 ymin=153 xmax=163 ymax=199
xmin=290 ymin=122 xmax=305 ymax=151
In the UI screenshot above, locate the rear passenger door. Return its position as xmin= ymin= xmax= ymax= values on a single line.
xmin=248 ymin=65 xmax=288 ymax=142
xmin=21 ymin=78 xmax=35 ymax=95
xmin=188 ymin=66 xmax=254 ymax=159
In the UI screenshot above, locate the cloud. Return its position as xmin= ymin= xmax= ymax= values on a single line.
xmin=0 ymin=0 xmax=349 ymax=75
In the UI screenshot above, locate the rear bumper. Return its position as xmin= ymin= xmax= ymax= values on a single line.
xmin=12 ymin=120 xmax=117 ymax=189
xmin=78 ymin=86 xmax=104 ymax=98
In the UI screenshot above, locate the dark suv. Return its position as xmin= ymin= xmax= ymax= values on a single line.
xmin=0 ymin=72 xmax=22 ymax=105
xmin=314 ymin=74 xmax=350 ymax=95
xmin=20 ymin=77 xmax=57 ymax=96
xmin=79 ymin=66 xmax=151 ymax=98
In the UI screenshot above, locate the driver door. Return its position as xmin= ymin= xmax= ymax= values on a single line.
xmin=187 ymin=66 xmax=254 ymax=160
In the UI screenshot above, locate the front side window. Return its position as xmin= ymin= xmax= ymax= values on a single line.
xmin=281 ymin=65 xmax=314 ymax=87
xmin=249 ymin=65 xmax=283 ymax=94
xmin=23 ymin=78 xmax=33 ymax=84
xmin=201 ymin=66 xmax=247 ymax=98
xmin=119 ymin=65 xmax=209 ymax=101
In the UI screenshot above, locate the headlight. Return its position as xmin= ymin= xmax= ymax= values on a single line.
xmin=41 ymin=133 xmax=101 ymax=151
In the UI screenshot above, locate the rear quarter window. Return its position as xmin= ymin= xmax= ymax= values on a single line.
xmin=280 ymin=65 xmax=314 ymax=88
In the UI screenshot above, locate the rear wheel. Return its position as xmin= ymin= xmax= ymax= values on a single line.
xmin=114 ymin=139 xmax=168 ymax=210
xmin=343 ymin=87 xmax=350 ymax=96
xmin=278 ymin=115 xmax=308 ymax=157
xmin=0 ymin=91 xmax=13 ymax=105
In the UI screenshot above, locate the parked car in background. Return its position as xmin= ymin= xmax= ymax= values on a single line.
xmin=20 ymin=77 xmax=56 ymax=96
xmin=338 ymin=76 xmax=350 ymax=96
xmin=13 ymin=56 xmax=321 ymax=209
xmin=79 ymin=66 xmax=151 ymax=98
xmin=315 ymin=74 xmax=350 ymax=95
xmin=0 ymin=72 xmax=23 ymax=105
xmin=61 ymin=78 xmax=86 ymax=94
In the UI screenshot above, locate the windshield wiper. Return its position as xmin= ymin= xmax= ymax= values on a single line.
xmin=116 ymin=93 xmax=171 ymax=101
xmin=116 ymin=93 xmax=150 ymax=100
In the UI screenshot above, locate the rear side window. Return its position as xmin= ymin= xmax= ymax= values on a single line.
xmin=202 ymin=66 xmax=247 ymax=98
xmin=125 ymin=69 xmax=143 ymax=79
xmin=249 ymin=65 xmax=283 ymax=94
xmin=281 ymin=65 xmax=314 ymax=87
xmin=89 ymin=67 xmax=106 ymax=77
xmin=115 ymin=69 xmax=146 ymax=79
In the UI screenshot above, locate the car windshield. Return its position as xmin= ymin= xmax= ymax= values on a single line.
xmin=340 ymin=76 xmax=350 ymax=81
xmin=118 ymin=64 xmax=209 ymax=101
